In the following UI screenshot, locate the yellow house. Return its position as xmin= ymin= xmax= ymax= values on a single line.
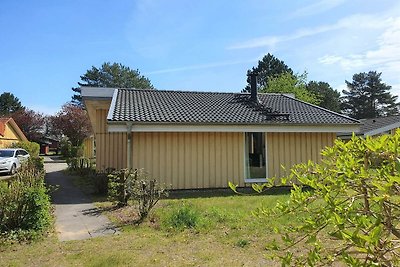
xmin=81 ymin=77 xmax=360 ymax=189
xmin=0 ymin=117 xmax=28 ymax=148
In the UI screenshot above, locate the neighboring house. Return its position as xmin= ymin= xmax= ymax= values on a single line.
xmin=0 ymin=117 xmax=28 ymax=148
xmin=338 ymin=115 xmax=400 ymax=139
xmin=360 ymin=115 xmax=400 ymax=137
xmin=38 ymin=136 xmax=60 ymax=155
xmin=81 ymin=77 xmax=360 ymax=189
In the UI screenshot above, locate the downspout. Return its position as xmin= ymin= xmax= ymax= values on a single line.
xmin=126 ymin=122 xmax=133 ymax=170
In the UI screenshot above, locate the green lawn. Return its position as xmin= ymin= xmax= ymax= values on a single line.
xmin=0 ymin=189 xmax=298 ymax=267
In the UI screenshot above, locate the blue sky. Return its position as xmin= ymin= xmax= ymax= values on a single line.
xmin=1 ymin=0 xmax=399 ymax=115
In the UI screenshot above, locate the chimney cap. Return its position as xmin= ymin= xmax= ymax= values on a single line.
xmin=247 ymin=70 xmax=258 ymax=77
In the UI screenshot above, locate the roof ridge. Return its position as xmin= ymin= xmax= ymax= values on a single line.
xmin=280 ymin=94 xmax=361 ymax=124
xmin=119 ymin=88 xmax=241 ymax=94
xmin=119 ymin=88 xmax=301 ymax=96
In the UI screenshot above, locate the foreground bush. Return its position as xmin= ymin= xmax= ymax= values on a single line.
xmin=66 ymin=157 xmax=94 ymax=175
xmin=108 ymin=169 xmax=168 ymax=223
xmin=129 ymin=170 xmax=168 ymax=223
xmin=60 ymin=138 xmax=83 ymax=158
xmin=8 ymin=141 xmax=40 ymax=157
xmin=0 ymin=163 xmax=51 ymax=241
xmin=108 ymin=169 xmax=136 ymax=207
xmin=232 ymin=133 xmax=400 ymax=266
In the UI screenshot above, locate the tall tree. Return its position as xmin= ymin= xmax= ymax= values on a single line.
xmin=262 ymin=72 xmax=320 ymax=105
xmin=306 ymin=81 xmax=341 ymax=112
xmin=12 ymin=108 xmax=46 ymax=141
xmin=50 ymin=103 xmax=92 ymax=146
xmin=72 ymin=62 xmax=154 ymax=105
xmin=341 ymin=71 xmax=398 ymax=119
xmin=245 ymin=53 xmax=293 ymax=92
xmin=0 ymin=92 xmax=23 ymax=115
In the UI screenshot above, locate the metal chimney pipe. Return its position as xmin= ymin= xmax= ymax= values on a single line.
xmin=248 ymin=71 xmax=258 ymax=102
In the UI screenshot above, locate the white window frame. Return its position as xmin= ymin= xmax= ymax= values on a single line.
xmin=244 ymin=132 xmax=269 ymax=183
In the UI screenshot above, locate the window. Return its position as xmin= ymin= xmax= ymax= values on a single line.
xmin=245 ymin=132 xmax=266 ymax=179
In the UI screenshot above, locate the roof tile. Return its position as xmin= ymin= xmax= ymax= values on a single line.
xmin=109 ymin=89 xmax=359 ymax=125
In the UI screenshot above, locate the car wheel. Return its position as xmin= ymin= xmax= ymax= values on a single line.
xmin=9 ymin=164 xmax=16 ymax=175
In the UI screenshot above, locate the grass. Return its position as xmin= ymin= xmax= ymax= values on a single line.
xmin=0 ymin=188 xmax=298 ymax=266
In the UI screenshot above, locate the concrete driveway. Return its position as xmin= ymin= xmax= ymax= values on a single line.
xmin=44 ymin=157 xmax=119 ymax=241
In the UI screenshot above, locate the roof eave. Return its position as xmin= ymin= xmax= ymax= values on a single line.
xmin=364 ymin=121 xmax=400 ymax=136
xmin=80 ymin=87 xmax=115 ymax=99
xmin=106 ymin=121 xmax=361 ymax=133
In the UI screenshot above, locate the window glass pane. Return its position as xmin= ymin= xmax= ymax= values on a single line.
xmin=245 ymin=132 xmax=266 ymax=179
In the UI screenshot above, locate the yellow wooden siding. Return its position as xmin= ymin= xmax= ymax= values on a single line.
xmin=94 ymin=109 xmax=127 ymax=170
xmin=0 ymin=123 xmax=22 ymax=148
xmin=132 ymin=132 xmax=245 ymax=189
xmin=82 ymin=136 xmax=95 ymax=158
xmin=92 ymin=107 xmax=336 ymax=189
xmin=267 ymin=132 xmax=335 ymax=180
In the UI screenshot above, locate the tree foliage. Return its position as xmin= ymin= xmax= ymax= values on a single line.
xmin=12 ymin=108 xmax=46 ymax=142
xmin=307 ymin=81 xmax=341 ymax=112
xmin=232 ymin=132 xmax=400 ymax=266
xmin=245 ymin=53 xmax=293 ymax=92
xmin=72 ymin=62 xmax=154 ymax=105
xmin=262 ymin=72 xmax=320 ymax=105
xmin=0 ymin=92 xmax=23 ymax=115
xmin=50 ymin=103 xmax=92 ymax=146
xmin=342 ymin=71 xmax=398 ymax=119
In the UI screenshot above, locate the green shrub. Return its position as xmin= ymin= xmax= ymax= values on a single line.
xmin=26 ymin=157 xmax=44 ymax=172
xmin=0 ymin=164 xmax=51 ymax=241
xmin=60 ymin=138 xmax=72 ymax=157
xmin=128 ymin=170 xmax=168 ymax=223
xmin=108 ymin=169 xmax=137 ymax=207
xmin=8 ymin=141 xmax=40 ymax=157
xmin=108 ymin=169 xmax=168 ymax=222
xmin=163 ymin=203 xmax=200 ymax=231
xmin=233 ymin=132 xmax=400 ymax=266
xmin=66 ymin=157 xmax=94 ymax=175
xmin=91 ymin=171 xmax=110 ymax=195
xmin=71 ymin=145 xmax=84 ymax=157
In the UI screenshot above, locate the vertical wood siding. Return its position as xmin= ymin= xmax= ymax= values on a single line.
xmin=93 ymin=108 xmax=336 ymax=189
xmin=132 ymin=132 xmax=245 ymax=189
xmin=266 ymin=132 xmax=336 ymax=180
xmin=82 ymin=136 xmax=95 ymax=158
xmin=95 ymin=109 xmax=127 ymax=170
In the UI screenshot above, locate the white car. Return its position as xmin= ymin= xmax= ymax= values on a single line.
xmin=0 ymin=148 xmax=30 ymax=175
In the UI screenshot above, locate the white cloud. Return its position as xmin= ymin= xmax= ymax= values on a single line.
xmin=290 ymin=0 xmax=346 ymax=18
xmin=336 ymin=83 xmax=348 ymax=93
xmin=228 ymin=13 xmax=390 ymax=50
xmin=145 ymin=58 xmax=257 ymax=75
xmin=318 ymin=17 xmax=400 ymax=75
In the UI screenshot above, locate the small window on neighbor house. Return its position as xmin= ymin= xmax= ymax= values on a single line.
xmin=245 ymin=132 xmax=266 ymax=179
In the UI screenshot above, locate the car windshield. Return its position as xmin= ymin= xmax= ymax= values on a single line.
xmin=0 ymin=150 xmax=14 ymax=157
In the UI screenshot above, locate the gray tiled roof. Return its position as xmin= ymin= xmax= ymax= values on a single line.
xmin=109 ymin=89 xmax=359 ymax=125
xmin=360 ymin=115 xmax=400 ymax=133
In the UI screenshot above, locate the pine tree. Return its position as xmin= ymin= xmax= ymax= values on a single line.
xmin=0 ymin=92 xmax=23 ymax=115
xmin=244 ymin=53 xmax=293 ymax=92
xmin=341 ymin=71 xmax=398 ymax=119
xmin=307 ymin=81 xmax=341 ymax=112
xmin=72 ymin=62 xmax=154 ymax=105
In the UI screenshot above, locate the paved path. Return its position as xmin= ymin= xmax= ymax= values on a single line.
xmin=45 ymin=157 xmax=119 ymax=241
